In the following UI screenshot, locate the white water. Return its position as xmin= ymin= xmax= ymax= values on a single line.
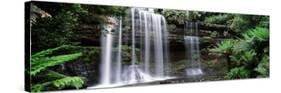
xmin=99 ymin=17 xmax=123 ymax=85
xmin=94 ymin=8 xmax=172 ymax=88
xmin=115 ymin=17 xmax=123 ymax=83
xmin=125 ymin=8 xmax=169 ymax=81
xmin=100 ymin=25 xmax=113 ymax=85
xmin=184 ymin=22 xmax=203 ymax=76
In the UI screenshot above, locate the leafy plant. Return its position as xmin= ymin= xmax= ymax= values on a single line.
xmin=31 ymin=52 xmax=82 ymax=76
xmin=31 ymin=4 xmax=88 ymax=52
xmin=52 ymin=76 xmax=84 ymax=89
xmin=29 ymin=45 xmax=84 ymax=92
xmin=254 ymin=55 xmax=269 ymax=77
xmin=225 ymin=66 xmax=251 ymax=79
xmin=210 ymin=27 xmax=269 ymax=79
xmin=241 ymin=27 xmax=269 ymax=42
xmin=204 ymin=14 xmax=233 ymax=24
xmin=210 ymin=39 xmax=236 ymax=54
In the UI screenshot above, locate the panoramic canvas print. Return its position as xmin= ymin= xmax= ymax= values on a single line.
xmin=25 ymin=1 xmax=269 ymax=92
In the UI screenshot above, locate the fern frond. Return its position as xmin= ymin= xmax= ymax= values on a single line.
xmin=242 ymin=27 xmax=269 ymax=42
xmin=31 ymin=52 xmax=82 ymax=76
xmin=31 ymin=76 xmax=85 ymax=92
xmin=255 ymin=55 xmax=269 ymax=77
xmin=52 ymin=76 xmax=84 ymax=89
xmin=204 ymin=14 xmax=233 ymax=24
xmin=32 ymin=45 xmax=69 ymax=59
xmin=210 ymin=39 xmax=236 ymax=54
xmin=225 ymin=66 xmax=251 ymax=79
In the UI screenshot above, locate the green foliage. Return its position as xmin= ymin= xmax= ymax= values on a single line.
xmin=229 ymin=15 xmax=269 ymax=33
xmin=31 ymin=4 xmax=88 ymax=52
xmin=31 ymin=52 xmax=82 ymax=76
xmin=32 ymin=45 xmax=77 ymax=59
xmin=204 ymin=14 xmax=233 ymax=24
xmin=86 ymin=5 xmax=127 ymax=16
xmin=210 ymin=39 xmax=236 ymax=54
xmin=79 ymin=47 xmax=101 ymax=63
xmin=229 ymin=15 xmax=250 ymax=33
xmin=229 ymin=50 xmax=256 ymax=67
xmin=225 ymin=66 xmax=251 ymax=79
xmin=240 ymin=50 xmax=256 ymax=63
xmin=161 ymin=10 xmax=189 ymax=24
xmin=31 ymin=84 xmax=44 ymax=92
xmin=203 ymin=14 xmax=269 ymax=35
xmin=29 ymin=45 xmax=85 ymax=92
xmin=187 ymin=11 xmax=204 ymax=21
xmin=255 ymin=55 xmax=269 ymax=77
xmin=230 ymin=41 xmax=251 ymax=55
xmin=210 ymin=27 xmax=269 ymax=79
xmin=241 ymin=27 xmax=269 ymax=42
xmin=53 ymin=76 xmax=84 ymax=89
xmin=31 ymin=76 xmax=84 ymax=92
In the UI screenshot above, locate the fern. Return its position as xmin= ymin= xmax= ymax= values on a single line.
xmin=31 ymin=52 xmax=82 ymax=76
xmin=242 ymin=27 xmax=269 ymax=42
xmin=53 ymin=76 xmax=84 ymax=89
xmin=29 ymin=45 xmax=85 ymax=92
xmin=204 ymin=14 xmax=233 ymax=24
xmin=31 ymin=84 xmax=44 ymax=92
xmin=240 ymin=50 xmax=256 ymax=63
xmin=210 ymin=27 xmax=269 ymax=79
xmin=255 ymin=55 xmax=269 ymax=77
xmin=225 ymin=66 xmax=251 ymax=79
xmin=210 ymin=39 xmax=236 ymax=54
xmin=229 ymin=15 xmax=250 ymax=33
xmin=32 ymin=45 xmax=70 ymax=59
xmin=31 ymin=76 xmax=85 ymax=92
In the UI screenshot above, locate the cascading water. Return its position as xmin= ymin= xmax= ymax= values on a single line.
xmin=99 ymin=17 xmax=123 ymax=85
xmin=184 ymin=21 xmax=203 ymax=76
xmin=122 ymin=8 xmax=170 ymax=84
xmin=100 ymin=22 xmax=113 ymax=85
xmin=97 ymin=8 xmax=170 ymax=87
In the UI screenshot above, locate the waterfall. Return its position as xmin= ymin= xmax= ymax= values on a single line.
xmin=98 ymin=8 xmax=170 ymax=86
xmin=99 ymin=17 xmax=123 ymax=85
xmin=100 ymin=24 xmax=113 ymax=85
xmin=184 ymin=21 xmax=203 ymax=76
xmin=115 ymin=17 xmax=123 ymax=83
xmin=123 ymin=8 xmax=169 ymax=82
